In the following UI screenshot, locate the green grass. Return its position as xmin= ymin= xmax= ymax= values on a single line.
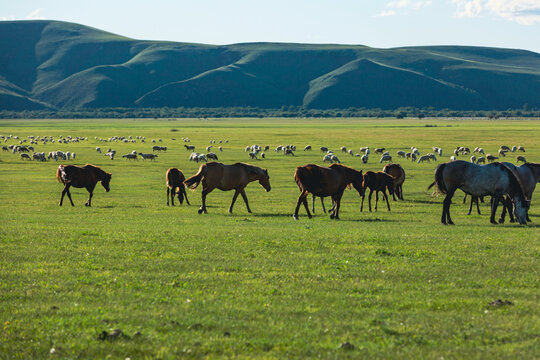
xmin=0 ymin=118 xmax=539 ymax=359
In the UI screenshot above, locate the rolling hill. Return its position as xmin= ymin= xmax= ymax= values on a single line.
xmin=1 ymin=20 xmax=540 ymax=111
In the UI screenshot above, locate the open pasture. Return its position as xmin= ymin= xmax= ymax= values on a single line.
xmin=1 ymin=118 xmax=539 ymax=359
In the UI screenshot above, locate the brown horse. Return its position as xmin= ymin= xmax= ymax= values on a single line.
xmin=184 ymin=162 xmax=270 ymax=214
xmin=361 ymin=171 xmax=394 ymax=212
xmin=166 ymin=168 xmax=190 ymax=206
xmin=383 ymin=163 xmax=405 ymax=200
xmin=56 ymin=164 xmax=111 ymax=206
xmin=293 ymin=163 xmax=364 ymax=220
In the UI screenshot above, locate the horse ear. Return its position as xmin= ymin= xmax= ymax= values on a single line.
xmin=264 ymin=169 xmax=268 ymax=175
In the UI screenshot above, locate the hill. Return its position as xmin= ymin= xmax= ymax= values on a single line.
xmin=1 ymin=20 xmax=540 ymax=110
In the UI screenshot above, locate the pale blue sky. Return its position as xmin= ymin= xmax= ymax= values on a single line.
xmin=2 ymin=0 xmax=540 ymax=53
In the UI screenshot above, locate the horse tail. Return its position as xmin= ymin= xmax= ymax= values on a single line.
xmin=184 ymin=164 xmax=207 ymax=190
xmin=428 ymin=163 xmax=447 ymax=194
xmin=56 ymin=165 xmax=70 ymax=184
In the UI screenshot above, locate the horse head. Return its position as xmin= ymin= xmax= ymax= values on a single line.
xmin=351 ymin=170 xmax=365 ymax=197
xmin=258 ymin=168 xmax=271 ymax=192
xmin=101 ymin=172 xmax=112 ymax=192
xmin=386 ymin=175 xmax=395 ymax=196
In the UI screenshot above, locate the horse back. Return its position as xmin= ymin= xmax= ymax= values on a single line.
xmin=295 ymin=164 xmax=341 ymax=195
xmin=166 ymin=168 xmax=185 ymax=188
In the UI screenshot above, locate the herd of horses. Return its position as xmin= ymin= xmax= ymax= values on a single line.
xmin=56 ymin=160 xmax=540 ymax=225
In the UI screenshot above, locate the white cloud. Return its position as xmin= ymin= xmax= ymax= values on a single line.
xmin=375 ymin=10 xmax=398 ymax=17
xmin=375 ymin=0 xmax=432 ymax=17
xmin=1 ymin=15 xmax=16 ymax=21
xmin=25 ymin=9 xmax=45 ymax=20
xmin=452 ymin=0 xmax=540 ymax=25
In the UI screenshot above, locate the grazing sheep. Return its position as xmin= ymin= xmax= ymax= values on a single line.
xmin=304 ymin=145 xmax=312 ymax=151
xmin=245 ymin=146 xmax=251 ymax=152
xmin=516 ymin=155 xmax=527 ymax=163
xmin=375 ymin=148 xmax=385 ymax=154
xmin=330 ymin=155 xmax=340 ymax=163
xmin=412 ymin=147 xmax=420 ymax=156
xmin=264 ymin=145 xmax=270 ymax=151
xmin=249 ymin=152 xmax=258 ymax=160
xmin=261 ymin=152 xmax=265 ymax=159
xmin=474 ymin=147 xmax=485 ymax=154
xmin=206 ymin=152 xmax=218 ymax=161
xmin=20 ymin=153 xmax=31 ymax=160
xmin=511 ymin=145 xmax=517 ymax=152
xmin=206 ymin=146 xmax=212 ymax=151
xmin=411 ymin=153 xmax=417 ymax=162
xmin=361 ymin=154 xmax=368 ymax=164
xmin=397 ymin=151 xmax=406 ymax=158
xmin=122 ymin=153 xmax=138 ymax=160
xmin=284 ymin=149 xmax=295 ymax=156
xmin=341 ymin=146 xmax=347 ymax=152
xmin=450 ymin=156 xmax=456 ymax=161
xmin=105 ymin=152 xmax=115 ymax=160
xmin=71 ymin=153 xmax=76 ymax=160
xmin=500 ymin=145 xmax=511 ymax=152
xmin=428 ymin=153 xmax=437 ymax=161
xmin=517 ymin=146 xmax=525 ymax=152
xmin=184 ymin=145 xmax=196 ymax=151
xmin=96 ymin=147 xmax=102 ymax=153
xmin=275 ymin=146 xmax=283 ymax=152
xmin=453 ymin=149 xmax=460 ymax=157
xmin=498 ymin=149 xmax=507 ymax=157
xmin=348 ymin=149 xmax=354 ymax=156
xmin=189 ymin=152 xmax=200 ymax=162
xmin=218 ymin=146 xmax=223 ymax=152
xmin=417 ymin=155 xmax=431 ymax=163
xmin=476 ymin=156 xmax=486 ymax=164
xmin=139 ymin=153 xmax=158 ymax=161
xmin=470 ymin=155 xmax=477 ymax=163
xmin=379 ymin=154 xmax=392 ymax=163
xmin=486 ymin=154 xmax=498 ymax=162
xmin=323 ymin=154 xmax=333 ymax=163
xmin=197 ymin=154 xmax=207 ymax=162
xmin=320 ymin=146 xmax=328 ymax=152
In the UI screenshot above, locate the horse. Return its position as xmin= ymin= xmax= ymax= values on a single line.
xmin=498 ymin=162 xmax=540 ymax=223
xmin=166 ymin=168 xmax=190 ymax=206
xmin=427 ymin=160 xmax=528 ymax=225
xmin=361 ymin=171 xmax=394 ymax=212
xmin=184 ymin=162 xmax=270 ymax=214
xmin=56 ymin=164 xmax=111 ymax=206
xmin=293 ymin=163 xmax=364 ymax=220
xmin=383 ymin=163 xmax=405 ymax=200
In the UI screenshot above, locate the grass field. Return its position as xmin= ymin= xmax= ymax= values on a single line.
xmin=0 ymin=118 xmax=539 ymax=359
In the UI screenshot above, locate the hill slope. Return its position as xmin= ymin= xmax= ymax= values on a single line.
xmin=1 ymin=20 xmax=539 ymax=110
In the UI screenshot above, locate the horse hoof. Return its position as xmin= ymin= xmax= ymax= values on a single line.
xmin=498 ymin=218 xmax=505 ymax=224
xmin=198 ymin=209 xmax=203 ymax=214
xmin=293 ymin=215 xmax=299 ymax=220
xmin=307 ymin=215 xmax=312 ymax=219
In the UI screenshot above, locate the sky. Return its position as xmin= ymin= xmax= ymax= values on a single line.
xmin=2 ymin=0 xmax=540 ymax=53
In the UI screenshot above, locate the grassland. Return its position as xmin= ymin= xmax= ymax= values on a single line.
xmin=0 ymin=118 xmax=539 ymax=359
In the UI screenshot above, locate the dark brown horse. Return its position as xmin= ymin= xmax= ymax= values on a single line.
xmin=184 ymin=162 xmax=270 ymax=214
xmin=56 ymin=164 xmax=111 ymax=206
xmin=293 ymin=163 xmax=364 ymax=220
xmin=428 ymin=160 xmax=528 ymax=225
xmin=361 ymin=171 xmax=394 ymax=212
xmin=166 ymin=168 xmax=190 ymax=206
xmin=383 ymin=163 xmax=405 ymax=200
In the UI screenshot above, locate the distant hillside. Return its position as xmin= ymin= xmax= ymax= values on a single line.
xmin=1 ymin=20 xmax=540 ymax=111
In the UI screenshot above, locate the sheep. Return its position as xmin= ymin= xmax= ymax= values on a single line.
xmin=71 ymin=153 xmax=76 ymax=160
xmin=32 ymin=152 xmax=45 ymax=161
xmin=428 ymin=153 xmax=437 ymax=161
xmin=105 ymin=152 xmax=115 ymax=160
xmin=516 ymin=156 xmax=527 ymax=163
xmin=197 ymin=154 xmax=207 ymax=162
xmin=189 ymin=152 xmax=200 ymax=162
xmin=96 ymin=147 xmax=102 ymax=153
xmin=511 ymin=145 xmax=517 ymax=152
xmin=218 ymin=146 xmax=223 ymax=152
xmin=500 ymin=145 xmax=511 ymax=152
xmin=206 ymin=146 xmax=212 ymax=151
xmin=361 ymin=154 xmax=368 ymax=164
xmin=411 ymin=153 xmax=417 ymax=162
xmin=417 ymin=155 xmax=431 ymax=163
xmin=245 ymin=146 xmax=251 ymax=152
xmin=486 ymin=154 xmax=498 ymax=162
xmin=184 ymin=145 xmax=196 ymax=151
xmin=354 ymin=153 xmax=361 ymax=157
xmin=470 ymin=155 xmax=477 ymax=163
xmin=330 ymin=155 xmax=340 ymax=163
xmin=450 ymin=156 xmax=456 ymax=161
xmin=304 ymin=145 xmax=312 ymax=151
xmin=284 ymin=149 xmax=295 ymax=156
xmin=453 ymin=149 xmax=460 ymax=157
xmin=139 ymin=153 xmax=158 ymax=161
xmin=249 ymin=152 xmax=258 ymax=160
xmin=396 ymin=151 xmax=406 ymax=158
xmin=341 ymin=146 xmax=347 ymax=152
xmin=360 ymin=146 xmax=369 ymax=152
xmin=20 ymin=153 xmax=31 ymax=160
xmin=206 ymin=152 xmax=218 ymax=161
xmin=374 ymin=148 xmax=385 ymax=154
xmin=379 ymin=154 xmax=392 ymax=163
xmin=348 ymin=149 xmax=354 ymax=156
xmin=517 ymin=146 xmax=525 ymax=152
xmin=412 ymin=147 xmax=420 ymax=156
xmin=122 ymin=153 xmax=138 ymax=160
xmin=498 ymin=149 xmax=506 ymax=157
xmin=275 ymin=146 xmax=283 ymax=152
xmin=323 ymin=154 xmax=333 ymax=163
xmin=473 ymin=147 xmax=485 ymax=154
xmin=264 ymin=145 xmax=270 ymax=151
xmin=476 ymin=156 xmax=486 ymax=164
xmin=320 ymin=146 xmax=329 ymax=152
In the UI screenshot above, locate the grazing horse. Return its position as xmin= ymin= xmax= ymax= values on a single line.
xmin=498 ymin=162 xmax=540 ymax=223
xmin=184 ymin=162 xmax=270 ymax=214
xmin=383 ymin=163 xmax=405 ymax=200
xmin=166 ymin=168 xmax=190 ymax=206
xmin=56 ymin=164 xmax=111 ymax=206
xmin=293 ymin=164 xmax=364 ymax=220
xmin=428 ymin=160 xmax=528 ymax=225
xmin=361 ymin=171 xmax=394 ymax=212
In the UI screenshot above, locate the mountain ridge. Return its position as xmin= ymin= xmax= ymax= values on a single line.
xmin=1 ymin=20 xmax=539 ymax=111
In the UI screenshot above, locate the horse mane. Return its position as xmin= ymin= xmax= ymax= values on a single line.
xmin=233 ymin=162 xmax=264 ymax=174
xmin=84 ymin=163 xmax=111 ymax=179
xmin=522 ymin=162 xmax=540 ymax=179
xmin=499 ymin=163 xmax=527 ymax=201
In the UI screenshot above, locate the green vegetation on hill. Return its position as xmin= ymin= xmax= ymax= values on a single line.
xmin=1 ymin=20 xmax=540 ymax=111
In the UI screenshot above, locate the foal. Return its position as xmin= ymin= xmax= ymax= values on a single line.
xmin=166 ymin=168 xmax=190 ymax=206
xmin=361 ymin=171 xmax=394 ymax=212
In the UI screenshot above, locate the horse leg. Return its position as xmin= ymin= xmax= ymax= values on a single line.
xmin=399 ymin=185 xmax=404 ymax=200
xmin=59 ymin=184 xmax=71 ymax=206
xmin=311 ymin=194 xmax=316 ymax=213
xmin=198 ymin=187 xmax=212 ymax=214
xmin=498 ymin=197 xmax=507 ymax=223
xmin=240 ymin=188 xmax=252 ymax=213
xmin=294 ymin=190 xmax=309 ymax=220
xmin=490 ymin=195 xmax=501 ymax=224
xmin=467 ymin=196 xmax=474 ymax=215
xmin=321 ymin=197 xmax=327 ymax=213
xmin=360 ymin=193 xmax=365 ymax=212
xmin=167 ymin=187 xmax=171 ymax=206
xmin=442 ymin=189 xmax=455 ymax=225
xmin=384 ymin=190 xmax=391 ymax=211
xmin=463 ymin=193 xmax=467 ymax=204
xmin=475 ymin=197 xmax=481 ymax=215
xmin=229 ymin=189 xmax=241 ymax=214
xmin=392 ymin=187 xmax=397 ymax=201
xmin=368 ymin=189 xmax=373 ymax=212
xmin=332 ymin=194 xmax=342 ymax=220
xmin=85 ymin=184 xmax=96 ymax=206
xmin=375 ymin=190 xmax=379 ymax=211
xmin=183 ymin=187 xmax=190 ymax=205
xmin=302 ymin=196 xmax=312 ymax=219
